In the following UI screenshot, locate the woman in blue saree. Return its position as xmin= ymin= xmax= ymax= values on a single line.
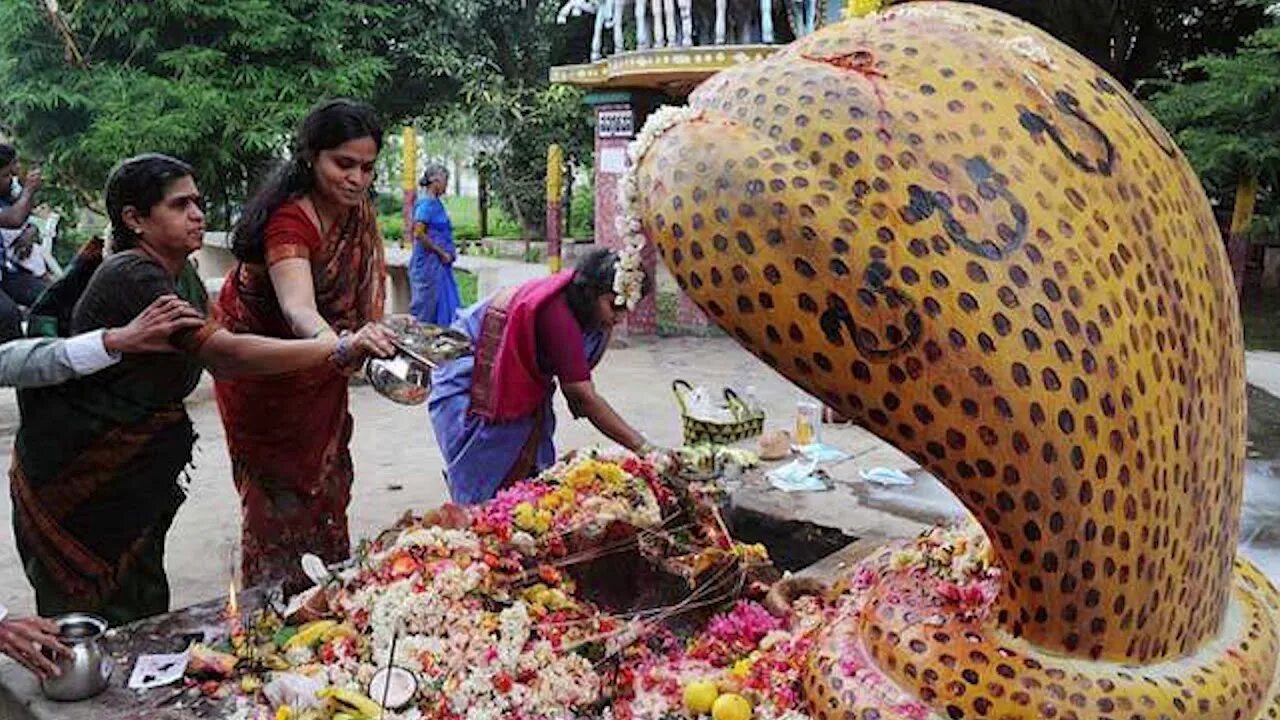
xmin=428 ymin=249 xmax=657 ymax=503
xmin=409 ymin=164 xmax=461 ymax=326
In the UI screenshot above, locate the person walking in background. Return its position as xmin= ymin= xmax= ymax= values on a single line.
xmin=0 ymin=145 xmax=52 ymax=343
xmin=409 ymin=163 xmax=460 ymax=326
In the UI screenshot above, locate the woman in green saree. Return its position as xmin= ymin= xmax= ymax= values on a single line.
xmin=10 ymin=154 xmax=395 ymax=625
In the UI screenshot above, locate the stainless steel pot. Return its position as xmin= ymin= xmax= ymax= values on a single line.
xmin=366 ymin=352 xmax=432 ymax=405
xmin=367 ymin=316 xmax=473 ymax=406
xmin=40 ymin=613 xmax=113 ymax=702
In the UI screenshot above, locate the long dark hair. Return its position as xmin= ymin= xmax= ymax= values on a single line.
xmin=231 ymin=98 xmax=383 ymax=262
xmin=104 ymin=153 xmax=195 ymax=252
xmin=564 ymin=248 xmax=653 ymax=329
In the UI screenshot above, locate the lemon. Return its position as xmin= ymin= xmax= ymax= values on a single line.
xmin=711 ymin=692 xmax=752 ymax=720
xmin=682 ymin=680 xmax=719 ymax=715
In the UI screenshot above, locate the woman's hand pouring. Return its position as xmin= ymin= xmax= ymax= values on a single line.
xmin=332 ymin=323 xmax=397 ymax=370
xmin=350 ymin=323 xmax=397 ymax=359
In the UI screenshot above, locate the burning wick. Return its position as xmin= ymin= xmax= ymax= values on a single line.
xmin=227 ymin=580 xmax=245 ymax=647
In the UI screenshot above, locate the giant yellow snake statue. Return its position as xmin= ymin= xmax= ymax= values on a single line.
xmin=619 ymin=3 xmax=1280 ymax=718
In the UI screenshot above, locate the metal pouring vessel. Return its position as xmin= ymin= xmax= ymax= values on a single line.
xmin=367 ymin=316 xmax=473 ymax=406
xmin=40 ymin=613 xmax=113 ymax=702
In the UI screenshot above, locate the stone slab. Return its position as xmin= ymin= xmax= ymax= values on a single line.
xmin=0 ymin=588 xmax=272 ymax=720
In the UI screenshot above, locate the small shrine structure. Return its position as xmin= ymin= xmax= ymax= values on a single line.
xmin=550 ymin=0 xmax=852 ymax=334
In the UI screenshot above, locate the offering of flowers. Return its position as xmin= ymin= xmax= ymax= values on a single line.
xmin=210 ymin=451 xmax=791 ymax=720
xmin=192 ymin=448 xmax=1011 ymax=720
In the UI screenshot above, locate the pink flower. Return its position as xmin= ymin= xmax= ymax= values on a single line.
xmin=705 ymin=601 xmax=783 ymax=647
xmin=472 ymin=481 xmax=553 ymax=533
xmin=850 ymin=566 xmax=878 ymax=591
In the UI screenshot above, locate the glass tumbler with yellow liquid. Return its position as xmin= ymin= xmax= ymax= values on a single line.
xmin=795 ymin=396 xmax=822 ymax=446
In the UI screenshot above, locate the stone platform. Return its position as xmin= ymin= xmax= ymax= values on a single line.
xmin=0 ymin=588 xmax=274 ymax=720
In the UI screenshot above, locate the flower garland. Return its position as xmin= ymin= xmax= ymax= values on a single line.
xmin=612 ymin=105 xmax=706 ymax=311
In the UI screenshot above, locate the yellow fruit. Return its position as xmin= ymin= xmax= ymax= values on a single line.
xmin=321 ymin=623 xmax=358 ymax=642
xmin=284 ymin=620 xmax=338 ymax=650
xmin=683 ymin=680 xmax=719 ymax=715
xmin=711 ymin=693 xmax=752 ymax=720
xmin=317 ymin=687 xmax=382 ymax=718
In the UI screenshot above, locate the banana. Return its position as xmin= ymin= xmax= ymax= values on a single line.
xmin=320 ymin=623 xmax=358 ymax=643
xmin=317 ymin=687 xmax=382 ymax=719
xmin=283 ymin=620 xmax=338 ymax=650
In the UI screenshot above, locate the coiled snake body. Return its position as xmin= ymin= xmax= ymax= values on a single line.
xmin=624 ymin=3 xmax=1280 ymax=717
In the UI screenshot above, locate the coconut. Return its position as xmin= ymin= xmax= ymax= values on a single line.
xmin=367 ymin=666 xmax=418 ymax=711
xmin=282 ymin=585 xmax=333 ymax=624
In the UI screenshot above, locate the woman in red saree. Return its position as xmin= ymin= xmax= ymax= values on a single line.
xmin=215 ymin=99 xmax=387 ymax=592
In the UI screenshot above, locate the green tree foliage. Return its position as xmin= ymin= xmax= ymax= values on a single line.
xmin=369 ymin=0 xmax=596 ymax=238
xmin=973 ymin=0 xmax=1268 ymax=89
xmin=0 ymin=0 xmax=392 ymax=228
xmin=1150 ymin=19 xmax=1280 ymax=237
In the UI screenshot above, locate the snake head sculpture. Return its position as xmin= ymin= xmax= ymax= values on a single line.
xmin=622 ymin=3 xmax=1280 ymax=717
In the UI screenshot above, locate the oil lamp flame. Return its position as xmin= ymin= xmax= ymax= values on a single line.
xmin=226 ymin=579 xmax=243 ymax=639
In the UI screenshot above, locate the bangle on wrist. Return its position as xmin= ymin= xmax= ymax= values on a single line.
xmin=330 ymin=331 xmax=356 ymax=370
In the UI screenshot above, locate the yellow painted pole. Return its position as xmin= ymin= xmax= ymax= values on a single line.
xmin=401 ymin=127 xmax=418 ymax=249
xmin=546 ymin=144 xmax=564 ymax=273
xmin=846 ymin=0 xmax=884 ymax=18
xmin=1227 ymin=173 xmax=1258 ymax=295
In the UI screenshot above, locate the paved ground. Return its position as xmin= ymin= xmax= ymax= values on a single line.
xmin=0 ymin=335 xmax=913 ymax=616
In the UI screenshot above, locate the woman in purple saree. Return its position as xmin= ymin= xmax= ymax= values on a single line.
xmin=428 ymin=249 xmax=657 ymax=503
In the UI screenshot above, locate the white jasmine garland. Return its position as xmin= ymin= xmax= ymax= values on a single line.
xmin=394 ymin=526 xmax=482 ymax=554
xmin=509 ymin=530 xmax=538 ymax=555
xmin=760 ymin=708 xmax=815 ymax=720
xmin=284 ymin=644 xmax=315 ymax=666
xmin=885 ymin=3 xmax=978 ymax=30
xmin=611 ymin=105 xmax=706 ymax=311
xmin=496 ymin=602 xmax=532 ymax=668
xmin=1006 ymin=35 xmax=1056 ymax=70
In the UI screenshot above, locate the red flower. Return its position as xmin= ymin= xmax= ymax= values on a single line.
xmin=494 ymin=672 xmax=513 ymax=693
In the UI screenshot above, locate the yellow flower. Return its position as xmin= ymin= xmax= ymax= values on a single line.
xmin=730 ymin=656 xmax=755 ymax=678
xmin=514 ymin=502 xmax=548 ymax=533
xmin=890 ymin=549 xmax=923 ymax=570
xmin=565 ymin=467 xmax=594 ymax=490
xmin=596 ymin=463 xmax=626 ymax=487
xmin=274 ymin=706 xmax=294 ymax=720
